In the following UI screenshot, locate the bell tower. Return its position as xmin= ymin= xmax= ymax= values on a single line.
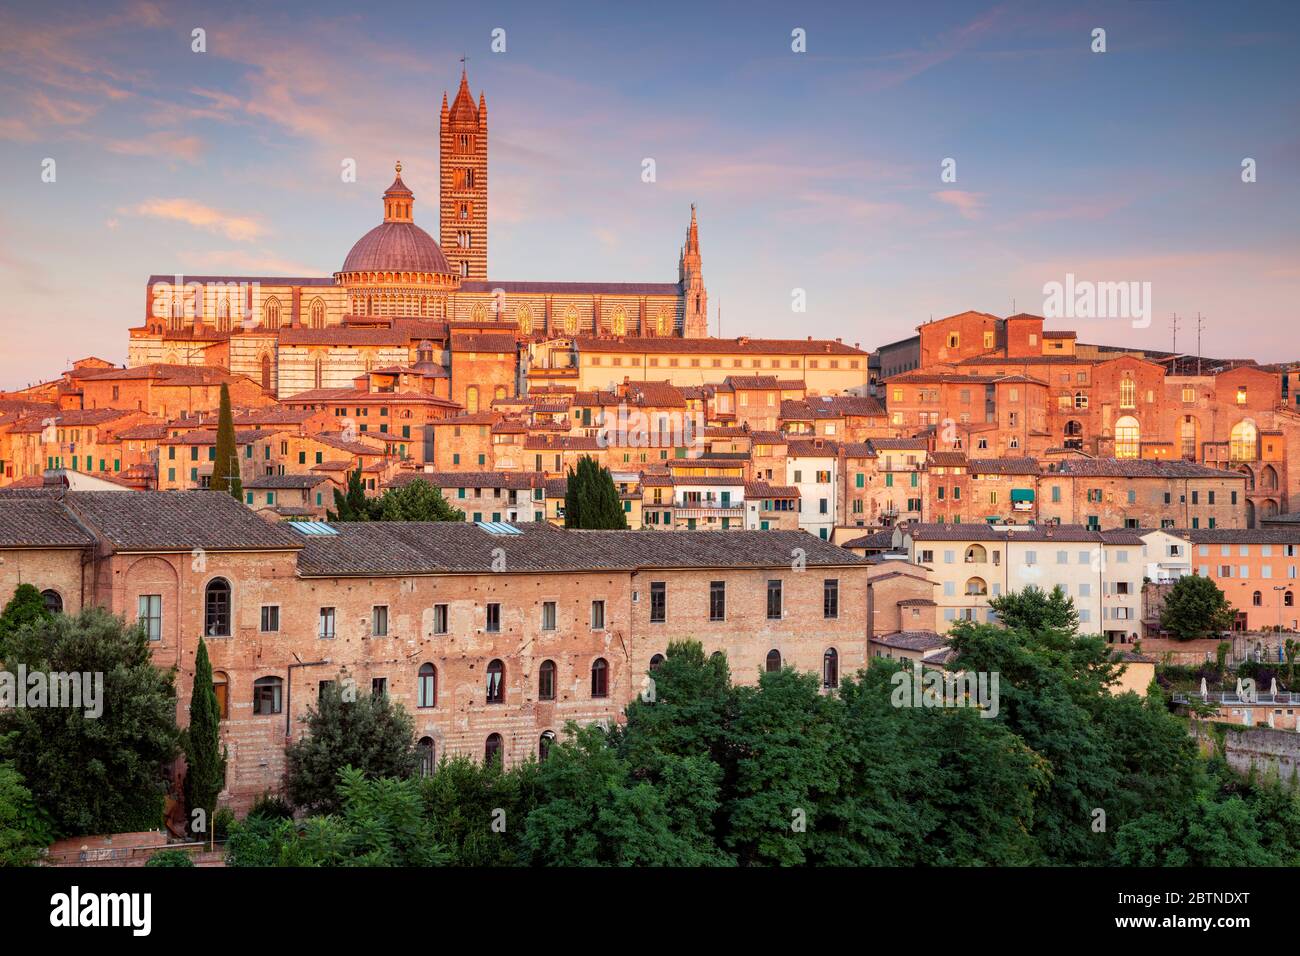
xmin=680 ymin=205 xmax=708 ymax=337
xmin=440 ymin=63 xmax=488 ymax=280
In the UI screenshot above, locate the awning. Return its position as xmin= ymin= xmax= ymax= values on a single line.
xmin=1010 ymin=488 xmax=1035 ymax=502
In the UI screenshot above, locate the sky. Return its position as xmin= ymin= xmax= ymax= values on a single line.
xmin=0 ymin=0 xmax=1297 ymax=389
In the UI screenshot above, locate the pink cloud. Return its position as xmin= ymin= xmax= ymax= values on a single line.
xmin=932 ymin=190 xmax=986 ymax=220
xmin=125 ymin=199 xmax=265 ymax=242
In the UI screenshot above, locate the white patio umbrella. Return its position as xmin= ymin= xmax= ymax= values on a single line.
xmin=1200 ymin=677 xmax=1208 ymax=699
xmin=1271 ymin=678 xmax=1279 ymax=697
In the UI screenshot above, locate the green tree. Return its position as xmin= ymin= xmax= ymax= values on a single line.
xmin=373 ymin=479 xmax=465 ymax=522
xmin=285 ymin=679 xmax=420 ymax=814
xmin=520 ymin=723 xmax=726 ymax=866
xmin=0 ymin=749 xmax=52 ymax=866
xmin=1160 ymin=574 xmax=1236 ymax=641
xmin=227 ymin=767 xmax=448 ymax=867
xmin=564 ymin=456 xmax=628 ymax=529
xmin=420 ymin=754 xmax=542 ymax=866
xmin=988 ymin=584 xmax=1080 ymax=633
xmin=209 ymin=383 xmax=242 ymax=500
xmin=0 ymin=608 xmax=179 ymax=836
xmin=182 ymin=638 xmax=227 ymax=836
xmin=328 ymin=467 xmax=374 ymax=522
xmin=0 ymin=584 xmax=53 ymax=662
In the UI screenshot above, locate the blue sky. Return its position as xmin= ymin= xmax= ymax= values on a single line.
xmin=1 ymin=0 xmax=1297 ymax=388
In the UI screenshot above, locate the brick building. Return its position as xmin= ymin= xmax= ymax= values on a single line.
xmin=0 ymin=490 xmax=871 ymax=812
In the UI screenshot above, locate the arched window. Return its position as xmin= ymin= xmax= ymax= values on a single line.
xmin=564 ymin=305 xmax=578 ymax=336
xmin=611 ymin=306 xmax=626 ymax=336
xmin=1253 ymin=591 xmax=1263 ymax=606
xmin=205 ymin=578 xmax=231 ymax=637
xmin=1260 ymin=464 xmax=1279 ymax=491
xmin=418 ymin=737 xmax=436 ymax=777
xmin=516 ymin=305 xmax=532 ymax=335
xmin=964 ymin=544 xmax=987 ymax=563
xmin=486 ymin=659 xmax=505 ymax=704
xmin=766 ymin=649 xmax=782 ymax=673
xmin=649 ymin=654 xmax=665 ymax=671
xmin=494 ymin=385 xmax=506 ymax=400
xmin=40 ymin=589 xmax=63 ymax=614
xmin=466 ymin=385 xmax=480 ymax=414
xmin=591 ymin=658 xmax=608 ymax=698
xmin=538 ymin=660 xmax=556 ymax=701
xmin=657 ymin=307 xmax=672 ymax=336
xmin=539 ymin=730 xmax=555 ymax=762
xmin=314 ymin=356 xmax=323 ymax=390
xmin=260 ymin=353 xmax=272 ymax=391
xmin=1230 ymin=420 xmax=1257 ymax=461
xmin=1114 ymin=415 xmax=1140 ymax=459
xmin=263 ymin=297 xmax=281 ymax=330
xmin=417 ymin=663 xmax=437 ymax=708
xmin=212 ymin=670 xmax=229 ymax=719
xmin=484 ymin=733 xmax=503 ymax=766
xmin=1287 ymin=592 xmax=1295 ymax=608
xmin=965 ymin=577 xmax=988 ymax=596
xmin=822 ymin=648 xmax=839 ymax=689
xmin=310 ymin=298 xmax=325 ymax=329
xmin=253 ymin=676 xmax=282 ymax=715
xmin=1064 ymin=420 xmax=1083 ymax=436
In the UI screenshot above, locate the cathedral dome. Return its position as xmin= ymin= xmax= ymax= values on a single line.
xmin=339 ymin=161 xmax=452 ymax=277
xmin=342 ymin=221 xmax=449 ymax=274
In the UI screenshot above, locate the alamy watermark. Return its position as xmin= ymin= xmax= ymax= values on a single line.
xmin=595 ymin=403 xmax=705 ymax=450
xmin=890 ymin=660 xmax=999 ymax=719
xmin=1042 ymin=273 xmax=1151 ymax=329
xmin=0 ymin=666 xmax=103 ymax=719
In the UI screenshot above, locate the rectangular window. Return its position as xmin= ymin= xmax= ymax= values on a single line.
xmin=823 ymin=579 xmax=839 ymax=619
xmin=137 ymin=594 xmax=161 ymax=642
xmin=486 ymin=602 xmax=501 ymax=633
xmin=319 ymin=607 xmax=336 ymax=639
xmin=591 ymin=600 xmax=606 ymax=630
xmin=260 ymin=605 xmax=280 ymax=633
xmin=709 ymin=581 xmax=726 ymax=621
xmin=542 ymin=601 xmax=557 ymax=630
xmin=433 ymin=604 xmax=449 ymax=635
xmin=371 ymin=605 xmax=388 ymax=638
xmin=767 ymin=579 xmax=783 ymax=620
xmin=649 ymin=583 xmax=666 ymax=623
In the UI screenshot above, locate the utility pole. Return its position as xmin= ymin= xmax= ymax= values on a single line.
xmin=1170 ymin=312 xmax=1181 ymax=357
xmin=1196 ymin=313 xmax=1205 ymax=376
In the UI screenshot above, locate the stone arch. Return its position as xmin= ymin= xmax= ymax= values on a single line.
xmin=1230 ymin=419 xmax=1258 ymax=461
xmin=1260 ymin=464 xmax=1279 ymax=491
xmin=1114 ymin=415 xmax=1140 ymax=459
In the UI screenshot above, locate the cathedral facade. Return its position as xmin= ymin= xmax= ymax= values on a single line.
xmin=128 ymin=69 xmax=709 ymax=399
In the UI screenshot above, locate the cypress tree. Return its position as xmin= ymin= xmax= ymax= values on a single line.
xmin=182 ymin=638 xmax=227 ymax=837
xmin=564 ymin=456 xmax=627 ymax=529
xmin=209 ymin=383 xmax=242 ymax=500
xmin=329 ymin=467 xmax=374 ymax=521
